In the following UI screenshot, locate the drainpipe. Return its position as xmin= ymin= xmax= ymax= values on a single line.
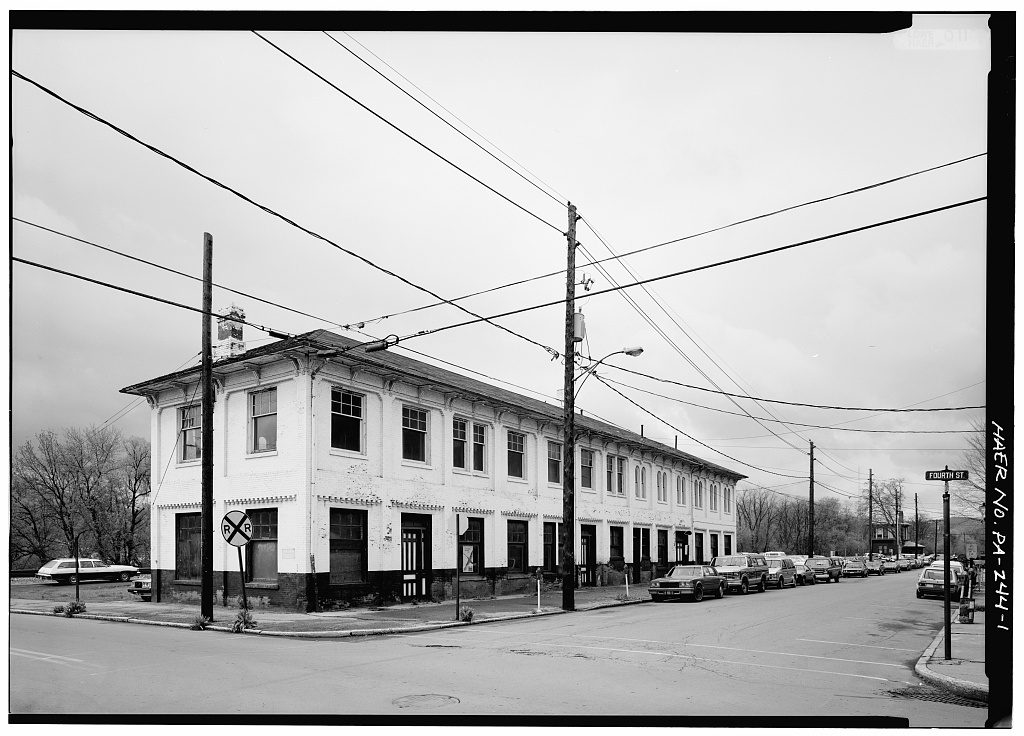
xmin=307 ymin=355 xmax=324 ymax=613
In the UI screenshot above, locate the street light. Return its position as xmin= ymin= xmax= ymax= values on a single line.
xmin=562 ymin=345 xmax=643 ymax=612
xmin=573 ymin=347 xmax=644 ymax=399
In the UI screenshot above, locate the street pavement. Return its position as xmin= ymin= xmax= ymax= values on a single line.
xmin=11 ymin=579 xmax=987 ymax=703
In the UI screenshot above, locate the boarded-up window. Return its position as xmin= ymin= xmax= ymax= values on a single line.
xmin=246 ymin=508 xmax=277 ymax=582
xmin=330 ymin=508 xmax=367 ymax=584
xmin=175 ymin=512 xmax=202 ymax=580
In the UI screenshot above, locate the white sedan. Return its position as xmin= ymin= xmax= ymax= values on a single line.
xmin=36 ymin=558 xmax=140 ymax=585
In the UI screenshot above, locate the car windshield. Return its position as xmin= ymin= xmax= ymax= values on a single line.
xmin=41 ymin=560 xmax=61 ymax=568
xmin=805 ymin=559 xmax=829 ymax=568
xmin=767 ymin=560 xmax=784 ymax=568
xmin=847 ymin=561 xmax=864 ymax=566
xmin=668 ymin=566 xmax=703 ymax=578
xmin=711 ymin=556 xmax=745 ymax=567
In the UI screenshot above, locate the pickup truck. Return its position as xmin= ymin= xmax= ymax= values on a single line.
xmin=709 ymin=553 xmax=770 ymax=594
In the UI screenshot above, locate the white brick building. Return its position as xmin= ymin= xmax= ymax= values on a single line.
xmin=122 ymin=330 xmax=744 ymax=610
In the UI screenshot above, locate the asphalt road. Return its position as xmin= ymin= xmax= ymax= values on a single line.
xmin=10 ymin=569 xmax=986 ymax=725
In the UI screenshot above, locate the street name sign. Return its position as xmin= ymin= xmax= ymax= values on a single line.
xmin=221 ymin=510 xmax=253 ymax=547
xmin=925 ymin=470 xmax=969 ymax=481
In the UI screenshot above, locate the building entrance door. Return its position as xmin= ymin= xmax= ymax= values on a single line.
xmin=579 ymin=525 xmax=596 ymax=586
xmin=401 ymin=514 xmax=432 ymax=600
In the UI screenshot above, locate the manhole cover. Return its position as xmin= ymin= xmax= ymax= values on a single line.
xmin=392 ymin=694 xmax=460 ymax=708
xmin=888 ymin=686 xmax=986 ymax=708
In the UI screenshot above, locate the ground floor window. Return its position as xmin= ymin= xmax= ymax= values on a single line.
xmin=694 ymin=532 xmax=704 ymax=563
xmin=657 ymin=529 xmax=668 ymax=564
xmin=609 ymin=525 xmax=624 ymax=560
xmin=460 ymin=517 xmax=484 ymax=574
xmin=543 ymin=522 xmax=563 ymax=573
xmin=247 ymin=508 xmax=278 ymax=582
xmin=330 ymin=508 xmax=367 ymax=584
xmin=710 ymin=533 xmax=719 ymax=560
xmin=724 ymin=534 xmax=733 ymax=555
xmin=175 ymin=512 xmax=202 ymax=580
xmin=507 ymin=520 xmax=528 ymax=573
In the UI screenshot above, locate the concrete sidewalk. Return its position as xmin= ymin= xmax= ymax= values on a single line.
xmin=12 ymin=581 xmax=987 ymax=702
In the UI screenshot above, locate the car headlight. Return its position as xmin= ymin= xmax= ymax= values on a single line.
xmin=651 ymin=582 xmax=660 ymax=588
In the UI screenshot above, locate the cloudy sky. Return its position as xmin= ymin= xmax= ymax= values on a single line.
xmin=10 ymin=12 xmax=994 ymax=523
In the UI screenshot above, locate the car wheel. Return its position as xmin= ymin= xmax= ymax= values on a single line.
xmin=68 ymin=574 xmax=78 ymax=584
xmin=119 ymin=571 xmax=132 ymax=582
xmin=777 ymin=577 xmax=784 ymax=590
xmin=692 ymin=585 xmax=704 ymax=602
xmin=759 ymin=576 xmax=767 ymax=593
xmin=740 ymin=579 xmax=749 ymax=595
xmin=715 ymin=582 xmax=724 ymax=599
xmin=916 ymin=590 xmax=923 ymax=599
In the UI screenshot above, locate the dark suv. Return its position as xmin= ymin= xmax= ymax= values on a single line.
xmin=804 ymin=556 xmax=842 ymax=583
xmin=709 ymin=553 xmax=770 ymax=594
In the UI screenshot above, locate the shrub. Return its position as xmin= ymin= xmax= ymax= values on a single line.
xmin=190 ymin=615 xmax=212 ymax=631
xmin=231 ymin=607 xmax=258 ymax=633
xmin=54 ymin=601 xmax=87 ymax=617
xmin=459 ymin=605 xmax=474 ymax=622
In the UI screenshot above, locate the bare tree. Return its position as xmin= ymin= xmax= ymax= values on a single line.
xmin=736 ymin=487 xmax=781 ymax=552
xmin=11 ymin=426 xmax=151 ymax=565
xmin=951 ymin=416 xmax=985 ymax=520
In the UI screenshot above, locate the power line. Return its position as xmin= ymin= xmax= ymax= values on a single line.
xmin=340 ymin=153 xmax=988 ymax=328
xmin=12 ymin=256 xmax=296 ymax=338
xmin=592 ymin=373 xmax=805 ymax=480
xmin=598 ymin=377 xmax=976 ymax=433
xmin=391 ymin=196 xmax=988 ymax=344
xmin=11 ymin=68 xmax=559 ymax=360
xmin=323 ymin=31 xmax=567 ymax=209
xmin=252 ymin=31 xmax=564 ymax=235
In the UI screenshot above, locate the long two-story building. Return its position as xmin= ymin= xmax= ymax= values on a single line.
xmin=122 ymin=328 xmax=744 ymax=610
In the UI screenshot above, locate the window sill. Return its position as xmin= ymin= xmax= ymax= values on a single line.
xmin=400 ymin=459 xmax=433 ymax=470
xmin=506 ymin=476 xmax=529 ymax=484
xmin=246 ymin=451 xmax=279 ymax=459
xmin=452 ymin=467 xmax=488 ymax=479
xmin=244 ymin=582 xmax=279 ymax=590
xmin=176 ymin=459 xmax=201 ymax=468
xmin=329 ymin=448 xmax=367 ymax=460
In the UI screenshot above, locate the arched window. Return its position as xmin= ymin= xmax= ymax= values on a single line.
xmin=641 ymin=467 xmax=647 ymax=499
xmin=677 ymin=476 xmax=686 ymax=505
xmin=635 ymin=466 xmax=640 ymax=497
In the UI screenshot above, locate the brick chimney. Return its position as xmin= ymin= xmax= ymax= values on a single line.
xmin=213 ymin=303 xmax=246 ymax=360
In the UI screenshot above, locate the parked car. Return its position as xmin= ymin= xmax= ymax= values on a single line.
xmin=763 ymin=551 xmax=787 ymax=559
xmin=882 ymin=557 xmax=900 ymax=573
xmin=917 ymin=567 xmax=962 ymax=599
xmin=843 ymin=559 xmax=868 ymax=578
xmin=791 ymin=562 xmax=816 ymax=585
xmin=897 ymin=557 xmax=913 ymax=571
xmin=649 ymin=565 xmax=726 ymax=602
xmin=864 ymin=558 xmax=884 ymax=576
xmin=36 ymin=558 xmax=140 ymax=585
xmin=127 ymin=574 xmax=153 ymax=602
xmin=766 ymin=557 xmax=798 ymax=589
xmin=804 ymin=556 xmax=842 ymax=583
xmin=929 ymin=560 xmax=965 ymax=583
xmin=710 ymin=553 xmax=770 ymax=594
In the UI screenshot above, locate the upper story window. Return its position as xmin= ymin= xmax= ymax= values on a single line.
xmin=724 ymin=487 xmax=732 ymax=513
xmin=331 ymin=389 xmax=363 ymax=453
xmin=636 ymin=467 xmax=647 ymax=500
xmin=507 ymin=430 xmax=526 ymax=479
xmin=250 ymin=388 xmax=277 ymax=453
xmin=547 ymin=441 xmax=562 ymax=484
xmin=580 ymin=448 xmax=594 ymax=489
xmin=402 ymin=406 xmax=429 ymax=463
xmin=607 ymin=456 xmax=626 ymax=495
xmin=634 ymin=466 xmax=641 ymax=497
xmin=472 ymin=423 xmax=486 ymax=472
xmin=695 ymin=479 xmax=704 ymax=508
xmin=677 ymin=476 xmax=686 ymax=505
xmin=710 ymin=483 xmax=719 ymax=511
xmin=179 ymin=404 xmax=201 ymax=462
xmin=453 ymin=418 xmax=468 ymax=469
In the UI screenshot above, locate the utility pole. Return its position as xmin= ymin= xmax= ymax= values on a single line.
xmin=201 ymin=232 xmax=215 ymax=621
xmin=867 ymin=470 xmax=873 ymax=561
xmin=561 ymin=203 xmax=578 ymax=612
xmin=807 ymin=441 xmax=815 ymax=556
xmin=915 ymin=493 xmax=919 ymax=559
xmin=895 ymin=487 xmax=901 ymax=556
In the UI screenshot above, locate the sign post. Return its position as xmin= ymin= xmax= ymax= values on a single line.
xmin=925 ymin=467 xmax=968 ymax=660
xmin=222 ymin=510 xmax=252 ymax=611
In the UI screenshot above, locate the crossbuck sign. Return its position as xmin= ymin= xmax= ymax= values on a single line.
xmin=221 ymin=510 xmax=253 ymax=547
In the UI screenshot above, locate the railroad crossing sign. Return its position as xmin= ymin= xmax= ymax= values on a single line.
xmin=925 ymin=469 xmax=969 ymax=481
xmin=221 ymin=510 xmax=252 ymax=547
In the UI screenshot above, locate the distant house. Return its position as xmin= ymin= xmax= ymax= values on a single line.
xmin=121 ymin=329 xmax=744 ymax=610
xmin=871 ymin=514 xmax=914 ymax=557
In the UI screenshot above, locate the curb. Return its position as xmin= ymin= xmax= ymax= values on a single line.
xmin=914 ymin=625 xmax=988 ymax=703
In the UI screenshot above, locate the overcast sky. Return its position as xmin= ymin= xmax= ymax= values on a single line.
xmin=10 ymin=13 xmax=994 ymax=522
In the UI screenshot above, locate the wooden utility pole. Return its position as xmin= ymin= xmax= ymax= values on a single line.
xmin=201 ymin=232 xmax=215 ymax=621
xmin=867 ymin=469 xmax=873 ymax=561
xmin=807 ymin=441 xmax=815 ymax=556
xmin=895 ymin=487 xmax=901 ymax=556
xmin=561 ymin=203 xmax=578 ymax=612
xmin=915 ymin=493 xmax=919 ymax=558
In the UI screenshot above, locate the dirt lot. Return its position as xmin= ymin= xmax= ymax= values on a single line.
xmin=10 ymin=577 xmax=139 ymax=603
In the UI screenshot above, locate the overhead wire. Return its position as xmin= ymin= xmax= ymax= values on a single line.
xmin=10 ymin=68 xmax=560 ymax=359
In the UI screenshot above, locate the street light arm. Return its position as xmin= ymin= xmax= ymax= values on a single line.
xmin=573 ymin=347 xmax=643 ymax=399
